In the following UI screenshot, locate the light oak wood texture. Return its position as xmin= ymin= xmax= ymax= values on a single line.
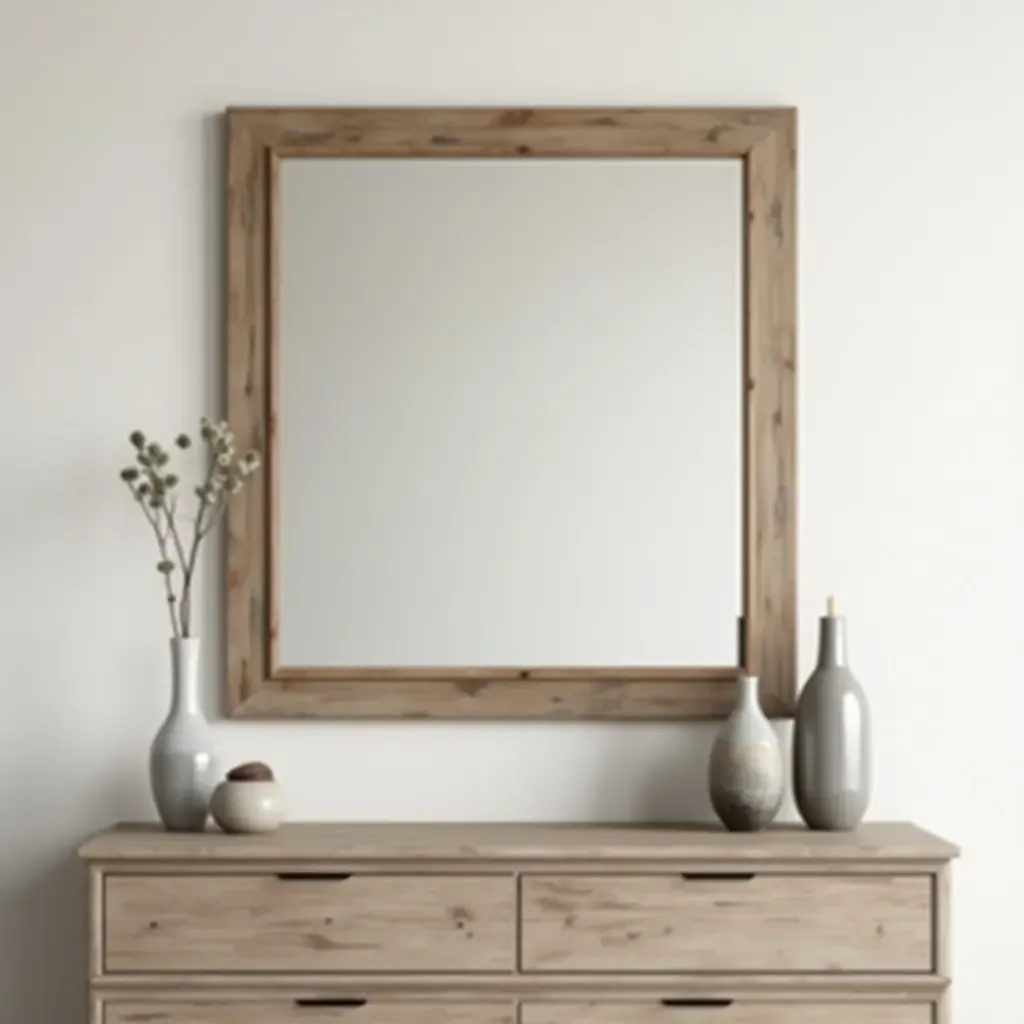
xmin=89 ymin=976 xmax=946 ymax=998
xmin=104 ymin=874 xmax=514 ymax=973
xmin=521 ymin=1003 xmax=930 ymax=1024
xmin=934 ymin=862 xmax=951 ymax=975
xmin=225 ymin=112 xmax=269 ymax=719
xmin=521 ymin=875 xmax=932 ymax=973
xmin=233 ymin=107 xmax=788 ymax=158
xmin=228 ymin=679 xmax=791 ymax=722
xmin=225 ymin=106 xmax=797 ymax=721
xmin=934 ymin=863 xmax=952 ymax=1024
xmin=105 ymin=1003 xmax=514 ymax=1024
xmin=83 ymin=821 xmax=955 ymax=1024
xmin=78 ymin=821 xmax=959 ymax=864
xmin=89 ymin=863 xmax=104 ymax=981
xmin=744 ymin=109 xmax=796 ymax=698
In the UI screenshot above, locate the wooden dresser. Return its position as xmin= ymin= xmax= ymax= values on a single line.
xmin=79 ymin=822 xmax=957 ymax=1024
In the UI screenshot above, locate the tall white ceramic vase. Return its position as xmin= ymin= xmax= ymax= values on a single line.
xmin=149 ymin=638 xmax=218 ymax=831
xmin=708 ymin=675 xmax=783 ymax=831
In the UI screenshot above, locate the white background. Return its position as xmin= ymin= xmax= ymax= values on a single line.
xmin=278 ymin=159 xmax=742 ymax=666
xmin=1 ymin=2 xmax=1021 ymax=1021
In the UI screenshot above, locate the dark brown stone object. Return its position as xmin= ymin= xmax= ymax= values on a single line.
xmin=226 ymin=761 xmax=274 ymax=782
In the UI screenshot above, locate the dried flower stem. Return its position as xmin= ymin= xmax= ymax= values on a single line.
xmin=165 ymin=498 xmax=190 ymax=575
xmin=178 ymin=447 xmax=219 ymax=636
xmin=164 ymin=497 xmax=191 ymax=631
xmin=120 ymin=419 xmax=260 ymax=639
xmin=129 ymin=485 xmax=181 ymax=639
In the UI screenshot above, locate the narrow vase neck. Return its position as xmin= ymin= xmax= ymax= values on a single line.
xmin=169 ymin=638 xmax=202 ymax=716
xmin=736 ymin=675 xmax=760 ymax=708
xmin=817 ymin=617 xmax=849 ymax=668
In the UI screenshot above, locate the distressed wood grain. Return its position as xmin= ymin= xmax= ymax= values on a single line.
xmin=228 ymin=106 xmax=790 ymax=159
xmin=521 ymin=1003 xmax=930 ymax=1024
xmin=84 ymin=822 xmax=956 ymax=1024
xmin=521 ymin=874 xmax=933 ymax=973
xmin=224 ymin=106 xmax=797 ymax=720
xmin=238 ymin=677 xmax=761 ymax=720
xmin=743 ymin=114 xmax=797 ymax=710
xmin=104 ymin=874 xmax=514 ymax=973
xmin=225 ymin=113 xmax=270 ymax=713
xmin=105 ymin=1003 xmax=514 ymax=1024
xmin=79 ymin=822 xmax=959 ymax=865
xmin=87 ymin=975 xmax=949 ymax=998
xmin=933 ymin=863 xmax=953 ymax=1024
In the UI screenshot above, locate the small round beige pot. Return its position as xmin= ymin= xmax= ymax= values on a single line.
xmin=210 ymin=780 xmax=285 ymax=834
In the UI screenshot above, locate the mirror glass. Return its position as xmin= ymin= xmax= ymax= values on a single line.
xmin=277 ymin=157 xmax=743 ymax=667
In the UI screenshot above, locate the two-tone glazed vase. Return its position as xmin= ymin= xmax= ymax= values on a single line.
xmin=708 ymin=675 xmax=784 ymax=831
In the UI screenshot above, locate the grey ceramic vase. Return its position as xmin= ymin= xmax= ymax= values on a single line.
xmin=793 ymin=601 xmax=872 ymax=831
xmin=149 ymin=638 xmax=219 ymax=831
xmin=709 ymin=675 xmax=784 ymax=831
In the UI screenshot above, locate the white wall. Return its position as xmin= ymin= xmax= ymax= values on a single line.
xmin=1 ymin=2 xmax=1020 ymax=1021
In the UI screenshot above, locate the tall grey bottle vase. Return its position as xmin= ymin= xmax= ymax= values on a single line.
xmin=793 ymin=599 xmax=872 ymax=830
xmin=149 ymin=637 xmax=219 ymax=831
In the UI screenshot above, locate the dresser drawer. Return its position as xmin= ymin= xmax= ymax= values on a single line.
xmin=104 ymin=874 xmax=514 ymax=973
xmin=105 ymin=1002 xmax=514 ymax=1024
xmin=520 ymin=874 xmax=933 ymax=972
xmin=521 ymin=1004 xmax=931 ymax=1024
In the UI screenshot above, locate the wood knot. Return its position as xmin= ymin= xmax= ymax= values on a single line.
xmin=498 ymin=109 xmax=533 ymax=126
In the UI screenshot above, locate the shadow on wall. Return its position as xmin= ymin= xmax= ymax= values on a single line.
xmin=585 ymin=719 xmax=796 ymax=824
xmin=0 ymin=770 xmax=149 ymax=1024
xmin=638 ymin=726 xmax=718 ymax=821
xmin=0 ymin=110 xmax=228 ymax=1024
xmin=582 ymin=724 xmax=719 ymax=822
xmin=198 ymin=109 xmax=228 ymax=723
xmin=2 ymin=848 xmax=86 ymax=1023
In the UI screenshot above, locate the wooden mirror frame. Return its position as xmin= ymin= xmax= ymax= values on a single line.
xmin=224 ymin=106 xmax=796 ymax=720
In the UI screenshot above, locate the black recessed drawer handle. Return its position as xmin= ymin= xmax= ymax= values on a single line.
xmin=660 ymin=1000 xmax=733 ymax=1009
xmin=680 ymin=872 xmax=755 ymax=882
xmin=294 ymin=999 xmax=367 ymax=1009
xmin=275 ymin=872 xmax=352 ymax=881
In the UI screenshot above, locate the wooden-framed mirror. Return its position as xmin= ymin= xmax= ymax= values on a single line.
xmin=224 ymin=106 xmax=796 ymax=720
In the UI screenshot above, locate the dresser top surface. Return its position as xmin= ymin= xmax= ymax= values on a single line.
xmin=78 ymin=820 xmax=958 ymax=862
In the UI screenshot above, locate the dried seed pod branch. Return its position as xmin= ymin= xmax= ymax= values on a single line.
xmin=119 ymin=418 xmax=261 ymax=637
